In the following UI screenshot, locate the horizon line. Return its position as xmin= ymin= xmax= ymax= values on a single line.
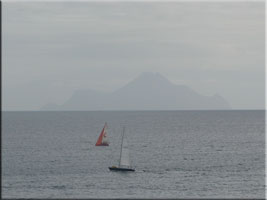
xmin=2 ymin=109 xmax=265 ymax=112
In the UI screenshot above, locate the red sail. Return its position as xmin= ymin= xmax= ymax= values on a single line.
xmin=95 ymin=123 xmax=109 ymax=146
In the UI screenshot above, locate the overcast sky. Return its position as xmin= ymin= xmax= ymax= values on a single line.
xmin=2 ymin=1 xmax=265 ymax=110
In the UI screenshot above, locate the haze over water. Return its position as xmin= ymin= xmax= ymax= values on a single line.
xmin=2 ymin=110 xmax=265 ymax=198
xmin=3 ymin=2 xmax=264 ymax=111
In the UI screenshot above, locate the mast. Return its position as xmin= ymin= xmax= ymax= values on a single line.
xmin=119 ymin=127 xmax=125 ymax=166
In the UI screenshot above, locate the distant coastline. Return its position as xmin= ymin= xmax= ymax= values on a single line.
xmin=40 ymin=72 xmax=231 ymax=111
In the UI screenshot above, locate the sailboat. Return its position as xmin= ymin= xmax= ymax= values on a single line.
xmin=95 ymin=123 xmax=109 ymax=146
xmin=109 ymin=127 xmax=135 ymax=172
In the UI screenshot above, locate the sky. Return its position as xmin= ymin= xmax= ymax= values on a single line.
xmin=2 ymin=1 xmax=265 ymax=110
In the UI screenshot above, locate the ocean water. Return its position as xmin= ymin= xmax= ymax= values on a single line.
xmin=2 ymin=110 xmax=265 ymax=198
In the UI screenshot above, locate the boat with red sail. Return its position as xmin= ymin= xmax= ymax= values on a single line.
xmin=95 ymin=123 xmax=109 ymax=146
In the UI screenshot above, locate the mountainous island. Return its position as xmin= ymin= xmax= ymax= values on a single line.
xmin=41 ymin=72 xmax=231 ymax=111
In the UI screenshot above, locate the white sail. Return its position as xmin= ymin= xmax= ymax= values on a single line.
xmin=119 ymin=134 xmax=130 ymax=167
xmin=102 ymin=127 xmax=108 ymax=143
xmin=109 ymin=127 xmax=135 ymax=172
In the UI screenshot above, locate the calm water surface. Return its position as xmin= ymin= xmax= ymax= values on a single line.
xmin=2 ymin=111 xmax=265 ymax=198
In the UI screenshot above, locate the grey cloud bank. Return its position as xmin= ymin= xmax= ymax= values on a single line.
xmin=2 ymin=2 xmax=264 ymax=110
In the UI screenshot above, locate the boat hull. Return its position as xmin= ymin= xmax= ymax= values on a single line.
xmin=109 ymin=167 xmax=135 ymax=172
xmin=95 ymin=143 xmax=109 ymax=146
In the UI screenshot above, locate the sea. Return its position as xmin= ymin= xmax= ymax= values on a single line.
xmin=2 ymin=110 xmax=265 ymax=198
